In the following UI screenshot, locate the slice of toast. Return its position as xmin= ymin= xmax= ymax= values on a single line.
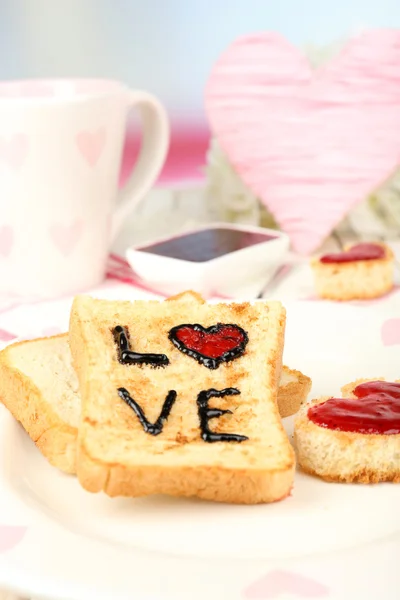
xmin=294 ymin=378 xmax=400 ymax=483
xmin=0 ymin=336 xmax=309 ymax=476
xmin=69 ymin=295 xmax=295 ymax=503
xmin=0 ymin=335 xmax=79 ymax=474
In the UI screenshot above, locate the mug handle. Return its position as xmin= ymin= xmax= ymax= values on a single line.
xmin=111 ymin=90 xmax=170 ymax=241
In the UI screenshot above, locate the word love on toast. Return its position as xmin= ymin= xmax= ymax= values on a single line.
xmin=69 ymin=295 xmax=294 ymax=504
xmin=113 ymin=324 xmax=249 ymax=442
xmin=295 ymin=379 xmax=400 ymax=484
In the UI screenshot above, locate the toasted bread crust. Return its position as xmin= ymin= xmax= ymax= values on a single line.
xmin=70 ymin=295 xmax=295 ymax=503
xmin=294 ymin=394 xmax=400 ymax=483
xmin=166 ymin=290 xmax=206 ymax=304
xmin=77 ymin=438 xmax=295 ymax=504
xmin=311 ymin=243 xmax=394 ymax=301
xmin=0 ymin=336 xmax=76 ymax=474
xmin=277 ymin=368 xmax=311 ymax=418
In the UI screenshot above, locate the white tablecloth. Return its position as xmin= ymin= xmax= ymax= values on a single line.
xmin=0 ymin=240 xmax=399 ymax=600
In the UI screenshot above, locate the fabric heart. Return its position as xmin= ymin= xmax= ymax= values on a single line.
xmin=308 ymin=380 xmax=400 ymax=434
xmin=243 ymin=569 xmax=329 ymax=598
xmin=76 ymin=128 xmax=106 ymax=167
xmin=168 ymin=323 xmax=248 ymax=369
xmin=0 ymin=134 xmax=28 ymax=169
xmin=0 ymin=526 xmax=27 ymax=553
xmin=381 ymin=318 xmax=400 ymax=346
xmin=206 ymin=30 xmax=400 ymax=254
xmin=0 ymin=226 xmax=13 ymax=257
xmin=49 ymin=220 xmax=83 ymax=256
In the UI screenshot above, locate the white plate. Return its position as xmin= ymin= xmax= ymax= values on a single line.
xmin=0 ymin=299 xmax=399 ymax=600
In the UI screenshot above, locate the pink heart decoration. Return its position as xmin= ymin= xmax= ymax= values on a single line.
xmin=49 ymin=220 xmax=83 ymax=256
xmin=0 ymin=526 xmax=27 ymax=553
xmin=0 ymin=134 xmax=28 ymax=169
xmin=243 ymin=569 xmax=329 ymax=599
xmin=381 ymin=318 xmax=400 ymax=346
xmin=206 ymin=30 xmax=400 ymax=254
xmin=0 ymin=226 xmax=13 ymax=257
xmin=0 ymin=329 xmax=17 ymax=342
xmin=76 ymin=128 xmax=106 ymax=167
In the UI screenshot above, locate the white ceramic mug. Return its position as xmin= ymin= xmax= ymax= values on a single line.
xmin=0 ymin=78 xmax=169 ymax=299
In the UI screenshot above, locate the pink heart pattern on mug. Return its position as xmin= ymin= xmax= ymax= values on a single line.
xmin=0 ymin=134 xmax=29 ymax=170
xmin=76 ymin=128 xmax=106 ymax=167
xmin=49 ymin=219 xmax=83 ymax=256
xmin=206 ymin=30 xmax=400 ymax=254
xmin=0 ymin=226 xmax=14 ymax=257
xmin=243 ymin=569 xmax=329 ymax=599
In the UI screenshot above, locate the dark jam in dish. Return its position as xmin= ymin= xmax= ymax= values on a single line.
xmin=308 ymin=381 xmax=400 ymax=435
xmin=137 ymin=228 xmax=277 ymax=262
xmin=168 ymin=323 xmax=248 ymax=369
xmin=320 ymin=243 xmax=385 ymax=264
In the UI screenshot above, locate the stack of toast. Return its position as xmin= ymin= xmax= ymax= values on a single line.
xmin=0 ymin=290 xmax=312 ymax=504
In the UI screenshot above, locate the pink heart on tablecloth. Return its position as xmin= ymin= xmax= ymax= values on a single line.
xmin=381 ymin=318 xmax=400 ymax=346
xmin=206 ymin=30 xmax=400 ymax=254
xmin=0 ymin=526 xmax=27 ymax=553
xmin=76 ymin=128 xmax=106 ymax=167
xmin=0 ymin=328 xmax=17 ymax=342
xmin=49 ymin=219 xmax=83 ymax=256
xmin=0 ymin=134 xmax=28 ymax=169
xmin=243 ymin=569 xmax=329 ymax=599
xmin=0 ymin=226 xmax=13 ymax=257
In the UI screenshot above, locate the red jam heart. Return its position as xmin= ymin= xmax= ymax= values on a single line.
xmin=320 ymin=243 xmax=385 ymax=264
xmin=168 ymin=323 xmax=248 ymax=369
xmin=308 ymin=381 xmax=400 ymax=434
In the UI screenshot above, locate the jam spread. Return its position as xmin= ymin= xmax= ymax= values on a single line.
xmin=138 ymin=227 xmax=277 ymax=263
xmin=308 ymin=381 xmax=400 ymax=435
xmin=168 ymin=323 xmax=248 ymax=369
xmin=113 ymin=325 xmax=169 ymax=367
xmin=320 ymin=243 xmax=385 ymax=264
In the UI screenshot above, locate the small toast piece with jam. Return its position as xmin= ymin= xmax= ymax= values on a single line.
xmin=295 ymin=378 xmax=400 ymax=483
xmin=311 ymin=242 xmax=394 ymax=301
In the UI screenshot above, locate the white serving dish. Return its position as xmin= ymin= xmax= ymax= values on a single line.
xmin=125 ymin=223 xmax=290 ymax=297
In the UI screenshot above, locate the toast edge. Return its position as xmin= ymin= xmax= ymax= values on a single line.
xmin=278 ymin=368 xmax=312 ymax=418
xmin=0 ymin=336 xmax=77 ymax=474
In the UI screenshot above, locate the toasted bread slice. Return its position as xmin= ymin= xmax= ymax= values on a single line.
xmin=0 ymin=337 xmax=308 ymax=476
xmin=295 ymin=378 xmax=400 ymax=483
xmin=69 ymin=295 xmax=295 ymax=503
xmin=0 ymin=335 xmax=78 ymax=474
xmin=277 ymin=367 xmax=311 ymax=418
xmin=311 ymin=243 xmax=394 ymax=301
